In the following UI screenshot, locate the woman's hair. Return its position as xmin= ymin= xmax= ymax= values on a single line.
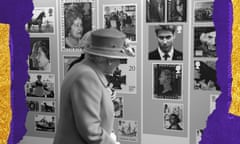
xmin=64 ymin=4 xmax=84 ymax=37
xmin=32 ymin=40 xmax=50 ymax=60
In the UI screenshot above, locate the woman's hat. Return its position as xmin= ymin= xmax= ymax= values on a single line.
xmin=84 ymin=28 xmax=135 ymax=59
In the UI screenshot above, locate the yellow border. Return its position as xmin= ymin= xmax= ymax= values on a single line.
xmin=230 ymin=0 xmax=240 ymax=116
xmin=0 ymin=23 xmax=12 ymax=144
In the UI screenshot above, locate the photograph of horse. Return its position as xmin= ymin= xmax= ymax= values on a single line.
xmin=26 ymin=7 xmax=55 ymax=33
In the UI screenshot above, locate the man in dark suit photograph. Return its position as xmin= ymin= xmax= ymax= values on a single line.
xmin=149 ymin=25 xmax=183 ymax=60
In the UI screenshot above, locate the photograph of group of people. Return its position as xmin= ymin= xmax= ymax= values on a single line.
xmin=103 ymin=4 xmax=136 ymax=42
xmin=146 ymin=0 xmax=187 ymax=22
xmin=25 ymin=74 xmax=55 ymax=98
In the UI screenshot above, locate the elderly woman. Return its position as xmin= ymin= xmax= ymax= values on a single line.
xmin=54 ymin=28 xmax=134 ymax=144
xmin=64 ymin=3 xmax=92 ymax=49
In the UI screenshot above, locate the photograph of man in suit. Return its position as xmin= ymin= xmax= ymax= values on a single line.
xmin=148 ymin=25 xmax=183 ymax=60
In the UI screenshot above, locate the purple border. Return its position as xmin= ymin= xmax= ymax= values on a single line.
xmin=0 ymin=0 xmax=238 ymax=144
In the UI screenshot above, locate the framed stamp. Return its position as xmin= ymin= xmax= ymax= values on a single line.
xmin=105 ymin=45 xmax=136 ymax=94
xmin=152 ymin=63 xmax=182 ymax=100
xmin=103 ymin=4 xmax=137 ymax=42
xmin=26 ymin=100 xmax=39 ymax=112
xmin=28 ymin=37 xmax=51 ymax=72
xmin=167 ymin=0 xmax=187 ymax=22
xmin=194 ymin=1 xmax=214 ymax=22
xmin=25 ymin=73 xmax=55 ymax=98
xmin=194 ymin=60 xmax=220 ymax=91
xmin=148 ymin=24 xmax=184 ymax=61
xmin=34 ymin=114 xmax=56 ymax=133
xmin=40 ymin=100 xmax=56 ymax=113
xmin=194 ymin=26 xmax=216 ymax=57
xmin=117 ymin=120 xmax=138 ymax=142
xmin=26 ymin=7 xmax=55 ymax=34
xmin=61 ymin=0 xmax=95 ymax=51
xmin=112 ymin=96 xmax=124 ymax=119
xmin=146 ymin=0 xmax=165 ymax=22
xmin=163 ymin=103 xmax=184 ymax=131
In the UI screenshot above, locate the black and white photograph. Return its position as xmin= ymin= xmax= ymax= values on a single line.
xmin=153 ymin=63 xmax=182 ymax=100
xmin=167 ymin=0 xmax=187 ymax=22
xmin=105 ymin=46 xmax=136 ymax=94
xmin=117 ymin=120 xmax=138 ymax=142
xmin=196 ymin=129 xmax=204 ymax=144
xmin=25 ymin=74 xmax=55 ymax=98
xmin=210 ymin=94 xmax=219 ymax=114
xmin=163 ymin=103 xmax=184 ymax=131
xmin=28 ymin=37 xmax=51 ymax=72
xmin=26 ymin=100 xmax=39 ymax=112
xmin=194 ymin=27 xmax=216 ymax=57
xmin=40 ymin=101 xmax=55 ymax=113
xmin=61 ymin=0 xmax=94 ymax=51
xmin=146 ymin=0 xmax=165 ymax=22
xmin=34 ymin=114 xmax=56 ymax=133
xmin=112 ymin=96 xmax=124 ymax=118
xmin=148 ymin=25 xmax=183 ymax=61
xmin=103 ymin=4 xmax=137 ymax=42
xmin=194 ymin=1 xmax=213 ymax=22
xmin=194 ymin=60 xmax=220 ymax=91
xmin=63 ymin=55 xmax=84 ymax=76
xmin=26 ymin=7 xmax=55 ymax=33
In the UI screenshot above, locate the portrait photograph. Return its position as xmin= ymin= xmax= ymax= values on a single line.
xmin=28 ymin=37 xmax=51 ymax=72
xmin=194 ymin=1 xmax=213 ymax=22
xmin=196 ymin=129 xmax=204 ymax=144
xmin=117 ymin=120 xmax=138 ymax=142
xmin=146 ymin=0 xmax=165 ymax=22
xmin=148 ymin=25 xmax=183 ymax=61
xmin=40 ymin=101 xmax=56 ymax=113
xmin=163 ymin=103 xmax=184 ymax=131
xmin=63 ymin=55 xmax=83 ymax=76
xmin=34 ymin=114 xmax=56 ymax=133
xmin=26 ymin=100 xmax=39 ymax=112
xmin=61 ymin=0 xmax=93 ymax=51
xmin=194 ymin=60 xmax=220 ymax=91
xmin=26 ymin=7 xmax=55 ymax=34
xmin=167 ymin=0 xmax=187 ymax=22
xmin=209 ymin=94 xmax=219 ymax=114
xmin=103 ymin=4 xmax=137 ymax=42
xmin=105 ymin=46 xmax=136 ymax=94
xmin=153 ymin=63 xmax=182 ymax=100
xmin=194 ymin=26 xmax=216 ymax=57
xmin=25 ymin=73 xmax=55 ymax=98
xmin=112 ymin=96 xmax=124 ymax=118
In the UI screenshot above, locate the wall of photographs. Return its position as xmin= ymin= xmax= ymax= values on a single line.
xmin=23 ymin=0 xmax=218 ymax=144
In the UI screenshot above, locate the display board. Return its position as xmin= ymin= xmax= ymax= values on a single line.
xmin=23 ymin=0 xmax=218 ymax=144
